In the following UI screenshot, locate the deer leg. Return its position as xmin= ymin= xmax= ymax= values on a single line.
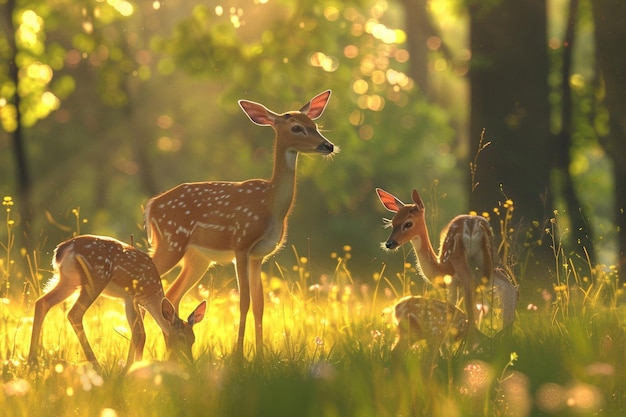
xmin=67 ymin=288 xmax=104 ymax=364
xmin=249 ymin=257 xmax=264 ymax=355
xmin=28 ymin=280 xmax=79 ymax=363
xmin=164 ymin=248 xmax=211 ymax=311
xmin=449 ymin=255 xmax=476 ymax=328
xmin=124 ymin=298 xmax=146 ymax=364
xmin=234 ymin=252 xmax=251 ymax=354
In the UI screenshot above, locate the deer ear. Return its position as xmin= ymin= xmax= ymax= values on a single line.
xmin=411 ymin=189 xmax=425 ymax=210
xmin=188 ymin=300 xmax=207 ymax=326
xmin=239 ymin=100 xmax=279 ymax=126
xmin=376 ymin=188 xmax=404 ymax=213
xmin=299 ymin=90 xmax=331 ymax=120
xmin=161 ymin=298 xmax=177 ymax=325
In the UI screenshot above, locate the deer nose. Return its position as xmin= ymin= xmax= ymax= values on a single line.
xmin=385 ymin=240 xmax=398 ymax=250
xmin=317 ymin=142 xmax=334 ymax=154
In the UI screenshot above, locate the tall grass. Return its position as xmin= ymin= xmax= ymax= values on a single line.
xmin=1 ymin=202 xmax=625 ymax=417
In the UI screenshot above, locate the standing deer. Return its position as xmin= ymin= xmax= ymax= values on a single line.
xmin=144 ymin=91 xmax=336 ymax=354
xmin=376 ymin=188 xmax=494 ymax=327
xmin=28 ymin=235 xmax=206 ymax=366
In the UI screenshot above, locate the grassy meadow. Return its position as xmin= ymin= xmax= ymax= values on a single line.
xmin=1 ymin=199 xmax=626 ymax=417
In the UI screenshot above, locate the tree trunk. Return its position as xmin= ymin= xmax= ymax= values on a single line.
xmin=468 ymin=0 xmax=553 ymax=279
xmin=591 ymin=0 xmax=626 ymax=283
xmin=555 ymin=0 xmax=597 ymax=266
xmin=401 ymin=0 xmax=432 ymax=95
xmin=4 ymin=0 xmax=34 ymax=259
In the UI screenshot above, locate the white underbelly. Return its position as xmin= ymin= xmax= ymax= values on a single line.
xmin=188 ymin=245 xmax=236 ymax=264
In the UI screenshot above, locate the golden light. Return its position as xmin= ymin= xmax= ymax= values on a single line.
xmin=156 ymin=114 xmax=173 ymax=129
xmin=107 ymin=0 xmax=134 ymax=17
xmin=323 ymin=6 xmax=340 ymax=21
xmin=434 ymin=58 xmax=447 ymax=71
xmin=386 ymin=69 xmax=409 ymax=87
xmin=427 ymin=36 xmax=441 ymax=51
xmin=26 ymin=63 xmax=53 ymax=83
xmin=371 ymin=70 xmax=385 ymax=85
xmin=344 ymin=45 xmax=359 ymax=59
xmin=322 ymin=56 xmax=338 ymax=72
xmin=21 ymin=10 xmax=42 ymax=32
xmin=352 ymin=79 xmax=368 ymax=95
xmin=365 ymin=20 xmax=380 ymax=36
xmin=157 ymin=136 xmax=182 ymax=152
xmin=393 ymin=29 xmax=406 ymax=44
xmin=370 ymin=1 xmax=386 ymax=19
xmin=230 ymin=9 xmax=243 ymax=29
xmin=17 ymin=10 xmax=43 ymax=49
xmin=366 ymin=95 xmax=385 ymax=111
xmin=309 ymin=52 xmax=338 ymax=72
xmin=359 ymin=55 xmax=375 ymax=75
xmin=100 ymin=408 xmax=118 ymax=417
xmin=459 ymin=360 xmax=493 ymax=396
xmin=365 ymin=20 xmax=401 ymax=44
xmin=82 ymin=21 xmax=93 ymax=34
xmin=348 ymin=110 xmax=363 ymax=126
xmin=310 ymin=52 xmax=325 ymax=67
xmin=536 ymin=383 xmax=566 ymax=412
xmin=394 ymin=49 xmax=409 ymax=63
xmin=41 ymin=92 xmax=60 ymax=110
xmin=569 ymin=73 xmax=585 ymax=89
xmin=356 ymin=95 xmax=368 ymax=109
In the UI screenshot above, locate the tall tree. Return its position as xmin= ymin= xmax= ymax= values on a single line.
xmin=591 ymin=0 xmax=626 ymax=282
xmin=468 ymin=0 xmax=553 ymax=277
xmin=2 ymin=0 xmax=32 ymax=255
xmin=553 ymin=0 xmax=597 ymax=266
xmin=400 ymin=0 xmax=434 ymax=96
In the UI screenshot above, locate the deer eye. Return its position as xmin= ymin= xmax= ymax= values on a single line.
xmin=402 ymin=221 xmax=413 ymax=231
xmin=291 ymin=125 xmax=305 ymax=134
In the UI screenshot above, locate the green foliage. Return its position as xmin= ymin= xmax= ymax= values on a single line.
xmin=0 ymin=0 xmax=468 ymax=280
xmin=144 ymin=0 xmax=462 ymax=273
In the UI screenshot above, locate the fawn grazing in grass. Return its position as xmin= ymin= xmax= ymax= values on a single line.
xmin=376 ymin=188 xmax=494 ymax=328
xmin=144 ymin=91 xmax=336 ymax=355
xmin=391 ymin=295 xmax=468 ymax=372
xmin=28 ymin=235 xmax=206 ymax=366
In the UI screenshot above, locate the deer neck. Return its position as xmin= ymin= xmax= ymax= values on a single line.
xmin=409 ymin=222 xmax=443 ymax=280
xmin=267 ymin=141 xmax=298 ymax=219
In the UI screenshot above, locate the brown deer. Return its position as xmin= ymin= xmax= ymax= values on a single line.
xmin=376 ymin=188 xmax=494 ymax=327
xmin=144 ymin=91 xmax=336 ymax=354
xmin=28 ymin=235 xmax=206 ymax=366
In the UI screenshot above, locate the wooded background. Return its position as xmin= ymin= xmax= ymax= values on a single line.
xmin=1 ymin=0 xmax=624 ymax=287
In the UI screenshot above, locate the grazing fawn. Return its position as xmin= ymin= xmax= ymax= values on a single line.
xmin=144 ymin=91 xmax=336 ymax=354
xmin=391 ymin=296 xmax=468 ymax=370
xmin=376 ymin=188 xmax=494 ymax=327
xmin=28 ymin=235 xmax=206 ymax=366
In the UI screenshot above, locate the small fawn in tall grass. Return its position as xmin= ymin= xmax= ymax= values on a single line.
xmin=144 ymin=91 xmax=337 ymax=355
xmin=376 ymin=188 xmax=494 ymax=328
xmin=28 ymin=235 xmax=206 ymax=366
xmin=391 ymin=295 xmax=468 ymax=358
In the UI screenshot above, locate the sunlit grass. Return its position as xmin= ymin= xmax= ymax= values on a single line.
xmin=1 ymin=201 xmax=626 ymax=416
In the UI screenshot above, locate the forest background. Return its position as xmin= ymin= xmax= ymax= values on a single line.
xmin=1 ymin=0 xmax=625 ymax=296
